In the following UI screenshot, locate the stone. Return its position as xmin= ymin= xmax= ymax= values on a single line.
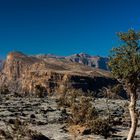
xmin=0 ymin=52 xmax=115 ymax=97
xmin=30 ymin=114 xmax=36 ymax=119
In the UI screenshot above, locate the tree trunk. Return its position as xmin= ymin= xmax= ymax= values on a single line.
xmin=127 ymin=91 xmax=139 ymax=140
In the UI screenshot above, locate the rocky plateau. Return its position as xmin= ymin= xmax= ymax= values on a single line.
xmin=0 ymin=52 xmax=113 ymax=96
xmin=0 ymin=93 xmax=140 ymax=140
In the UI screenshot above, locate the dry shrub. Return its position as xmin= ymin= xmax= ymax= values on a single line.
xmin=98 ymin=84 xmax=127 ymax=99
xmin=58 ymin=89 xmax=82 ymax=107
xmin=0 ymin=118 xmax=49 ymax=140
xmin=69 ymin=95 xmax=115 ymax=138
xmin=0 ymin=85 xmax=10 ymax=95
xmin=34 ymin=85 xmax=48 ymax=98
xmin=69 ymin=95 xmax=97 ymax=125
xmin=58 ymin=88 xmax=115 ymax=138
xmin=89 ymin=118 xmax=115 ymax=139
xmin=58 ymin=89 xmax=97 ymax=125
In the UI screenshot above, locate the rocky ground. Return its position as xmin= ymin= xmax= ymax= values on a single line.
xmin=0 ymin=94 xmax=140 ymax=140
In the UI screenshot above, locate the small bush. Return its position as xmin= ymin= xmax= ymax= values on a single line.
xmin=90 ymin=118 xmax=114 ymax=139
xmin=34 ymin=85 xmax=48 ymax=98
xmin=5 ymin=118 xmax=29 ymax=139
xmin=58 ymin=89 xmax=81 ymax=107
xmin=0 ymin=118 xmax=50 ymax=140
xmin=98 ymin=84 xmax=127 ymax=99
xmin=57 ymin=88 xmax=115 ymax=138
xmin=69 ymin=95 xmax=97 ymax=125
xmin=0 ymin=85 xmax=10 ymax=95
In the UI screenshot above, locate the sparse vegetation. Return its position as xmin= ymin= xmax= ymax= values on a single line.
xmin=69 ymin=95 xmax=97 ymax=125
xmin=35 ymin=85 xmax=48 ymax=98
xmin=58 ymin=89 xmax=116 ymax=138
xmin=98 ymin=84 xmax=127 ymax=99
xmin=58 ymin=89 xmax=82 ymax=107
xmin=89 ymin=118 xmax=114 ymax=139
xmin=0 ymin=118 xmax=49 ymax=140
xmin=0 ymin=85 xmax=10 ymax=95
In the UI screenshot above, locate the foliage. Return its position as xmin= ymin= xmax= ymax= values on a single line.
xmin=98 ymin=84 xmax=127 ymax=99
xmin=109 ymin=29 xmax=140 ymax=140
xmin=0 ymin=118 xmax=49 ymax=140
xmin=109 ymin=29 xmax=140 ymax=86
xmin=58 ymin=89 xmax=97 ymax=125
xmin=35 ymin=85 xmax=47 ymax=98
xmin=90 ymin=118 xmax=114 ymax=139
xmin=6 ymin=118 xmax=29 ymax=139
xmin=69 ymin=95 xmax=97 ymax=125
xmin=58 ymin=89 xmax=115 ymax=138
xmin=58 ymin=89 xmax=84 ymax=107
xmin=0 ymin=85 xmax=10 ymax=94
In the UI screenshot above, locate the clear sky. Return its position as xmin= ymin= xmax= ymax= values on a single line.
xmin=0 ymin=0 xmax=140 ymax=58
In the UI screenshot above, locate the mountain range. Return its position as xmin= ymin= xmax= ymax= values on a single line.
xmin=0 ymin=52 xmax=113 ymax=96
xmin=35 ymin=52 xmax=109 ymax=71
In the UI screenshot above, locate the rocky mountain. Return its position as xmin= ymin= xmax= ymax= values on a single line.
xmin=0 ymin=52 xmax=114 ymax=96
xmin=0 ymin=60 xmax=3 ymax=71
xmin=66 ymin=53 xmax=109 ymax=70
xmin=36 ymin=53 xmax=109 ymax=71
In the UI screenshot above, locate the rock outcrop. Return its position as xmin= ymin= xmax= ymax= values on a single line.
xmin=66 ymin=53 xmax=109 ymax=70
xmin=35 ymin=53 xmax=109 ymax=70
xmin=0 ymin=52 xmax=114 ymax=96
xmin=0 ymin=60 xmax=3 ymax=71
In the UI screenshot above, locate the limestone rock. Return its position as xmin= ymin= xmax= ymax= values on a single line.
xmin=0 ymin=52 xmax=114 ymax=95
xmin=66 ymin=53 xmax=109 ymax=70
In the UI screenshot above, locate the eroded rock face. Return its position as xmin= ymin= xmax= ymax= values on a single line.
xmin=0 ymin=52 xmax=114 ymax=95
xmin=66 ymin=53 xmax=109 ymax=70
xmin=0 ymin=60 xmax=3 ymax=71
xmin=36 ymin=53 xmax=109 ymax=71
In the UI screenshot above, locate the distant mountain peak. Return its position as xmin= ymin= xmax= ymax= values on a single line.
xmin=78 ymin=52 xmax=91 ymax=58
xmin=33 ymin=52 xmax=109 ymax=71
xmin=65 ymin=53 xmax=109 ymax=70
xmin=1 ymin=51 xmax=109 ymax=71
xmin=7 ymin=51 xmax=27 ymax=60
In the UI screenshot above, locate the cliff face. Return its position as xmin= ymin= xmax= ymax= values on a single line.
xmin=0 ymin=60 xmax=3 ymax=71
xmin=0 ymin=52 xmax=114 ymax=96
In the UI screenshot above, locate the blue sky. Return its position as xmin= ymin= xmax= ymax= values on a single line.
xmin=0 ymin=0 xmax=140 ymax=58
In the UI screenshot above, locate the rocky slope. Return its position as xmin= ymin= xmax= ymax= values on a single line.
xmin=0 ymin=52 xmax=114 ymax=96
xmin=36 ymin=53 xmax=109 ymax=70
xmin=0 ymin=60 xmax=3 ymax=70
xmin=66 ymin=53 xmax=109 ymax=70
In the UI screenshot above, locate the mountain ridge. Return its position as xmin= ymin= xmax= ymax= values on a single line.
xmin=0 ymin=51 xmax=113 ymax=96
xmin=34 ymin=52 xmax=109 ymax=71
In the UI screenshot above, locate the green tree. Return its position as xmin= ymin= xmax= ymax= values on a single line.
xmin=109 ymin=29 xmax=140 ymax=140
